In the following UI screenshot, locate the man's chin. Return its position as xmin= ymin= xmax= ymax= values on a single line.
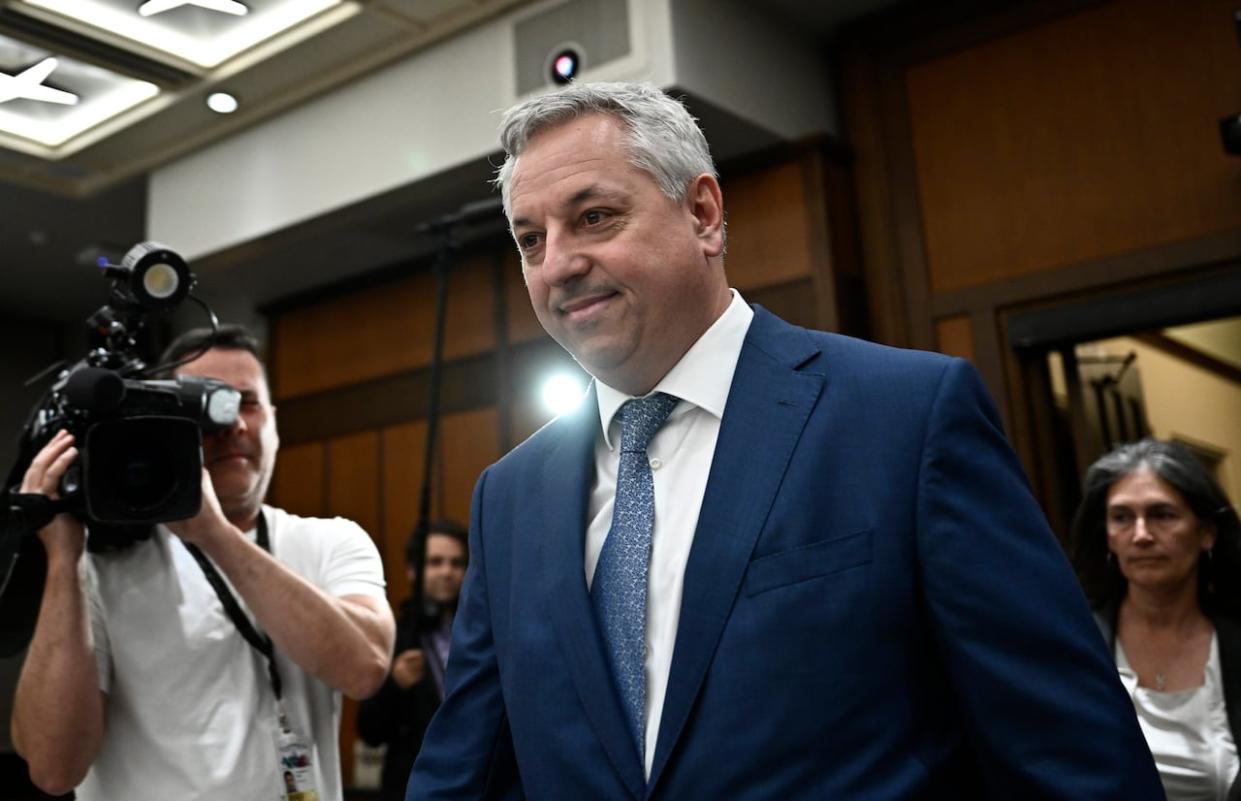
xmin=207 ymin=476 xmax=259 ymax=508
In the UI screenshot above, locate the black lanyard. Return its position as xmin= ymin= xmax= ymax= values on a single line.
xmin=185 ymin=513 xmax=283 ymax=700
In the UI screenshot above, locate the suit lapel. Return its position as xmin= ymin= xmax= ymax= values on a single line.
xmin=543 ymin=383 xmax=647 ymax=800
xmin=647 ymin=308 xmax=825 ymax=792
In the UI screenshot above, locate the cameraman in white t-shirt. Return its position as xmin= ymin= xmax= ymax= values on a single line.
xmin=12 ymin=325 xmax=395 ymax=801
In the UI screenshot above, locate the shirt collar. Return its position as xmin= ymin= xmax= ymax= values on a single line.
xmin=596 ymin=289 xmax=754 ymax=450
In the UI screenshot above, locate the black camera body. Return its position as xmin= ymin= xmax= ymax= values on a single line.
xmin=6 ymin=241 xmax=239 ymax=549
xmin=0 ymin=241 xmax=239 ymax=655
xmin=29 ymin=367 xmax=240 ymax=530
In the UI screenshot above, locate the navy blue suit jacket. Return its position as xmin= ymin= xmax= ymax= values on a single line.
xmin=408 ymin=306 xmax=1162 ymax=800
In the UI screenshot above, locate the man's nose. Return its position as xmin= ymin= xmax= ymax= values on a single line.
xmin=541 ymin=229 xmax=590 ymax=287
xmin=216 ymin=413 xmax=247 ymax=438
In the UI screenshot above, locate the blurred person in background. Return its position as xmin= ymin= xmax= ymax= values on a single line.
xmin=359 ymin=521 xmax=467 ymax=801
xmin=1071 ymin=437 xmax=1241 ymax=801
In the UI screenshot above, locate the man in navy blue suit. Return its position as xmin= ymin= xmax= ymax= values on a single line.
xmin=406 ymin=81 xmax=1162 ymax=800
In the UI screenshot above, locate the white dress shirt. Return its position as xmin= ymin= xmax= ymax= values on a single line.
xmin=585 ymin=289 xmax=754 ymax=777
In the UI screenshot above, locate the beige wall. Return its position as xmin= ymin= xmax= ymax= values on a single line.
xmin=1092 ymin=337 xmax=1241 ymax=504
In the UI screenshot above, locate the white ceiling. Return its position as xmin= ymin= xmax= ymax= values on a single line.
xmin=0 ymin=0 xmax=538 ymax=193
xmin=0 ymin=0 xmax=543 ymax=322
xmin=0 ymin=0 xmax=906 ymax=325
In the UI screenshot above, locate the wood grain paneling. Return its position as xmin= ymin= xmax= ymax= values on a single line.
xmin=935 ymin=314 xmax=976 ymax=363
xmin=380 ymin=420 xmax=426 ymax=606
xmin=906 ymin=0 xmax=1241 ymax=292
xmin=273 ymin=254 xmax=498 ymax=400
xmin=326 ymin=431 xmax=381 ymax=544
xmin=722 ymin=160 xmax=815 ymax=291
xmin=270 ymin=441 xmax=325 ymax=518
xmin=438 ymin=408 xmax=499 ymax=524
xmin=502 ymin=247 xmax=548 ymax=345
xmin=379 ymin=409 xmax=500 ymax=606
xmin=748 ymin=279 xmax=819 ymax=331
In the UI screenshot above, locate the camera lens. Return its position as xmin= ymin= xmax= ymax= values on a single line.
xmin=82 ymin=417 xmax=204 ymax=524
xmin=109 ymin=437 xmax=178 ymax=514
xmin=549 ymin=47 xmax=581 ymax=85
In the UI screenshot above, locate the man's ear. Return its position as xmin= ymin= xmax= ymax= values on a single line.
xmin=687 ymin=174 xmax=725 ymax=258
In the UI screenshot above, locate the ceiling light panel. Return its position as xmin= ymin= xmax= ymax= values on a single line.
xmin=0 ymin=36 xmax=158 ymax=147
xmin=12 ymin=0 xmax=344 ymax=69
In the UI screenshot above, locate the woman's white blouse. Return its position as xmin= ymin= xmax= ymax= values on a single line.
xmin=1117 ymin=633 xmax=1239 ymax=801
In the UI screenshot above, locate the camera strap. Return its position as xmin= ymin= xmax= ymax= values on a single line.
xmin=184 ymin=512 xmax=283 ymax=700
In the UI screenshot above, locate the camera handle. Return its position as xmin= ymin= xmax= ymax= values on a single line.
xmin=4 ymin=491 xmax=69 ymax=538
xmin=0 ymin=491 xmax=70 ymax=598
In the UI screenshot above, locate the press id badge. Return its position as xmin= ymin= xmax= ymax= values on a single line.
xmin=274 ymin=707 xmax=320 ymax=801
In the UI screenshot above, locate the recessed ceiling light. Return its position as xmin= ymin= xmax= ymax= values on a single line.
xmin=0 ymin=57 xmax=79 ymax=105
xmin=206 ymin=91 xmax=238 ymax=114
xmin=0 ymin=36 xmax=160 ymax=151
xmin=137 ymin=0 xmax=247 ymax=17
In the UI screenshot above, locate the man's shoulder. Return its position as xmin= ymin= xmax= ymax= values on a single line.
xmin=264 ymin=505 xmax=372 ymax=550
xmin=750 ymin=306 xmax=957 ymax=384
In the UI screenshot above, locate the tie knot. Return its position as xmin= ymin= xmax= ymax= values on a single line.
xmin=618 ymin=392 xmax=678 ymax=453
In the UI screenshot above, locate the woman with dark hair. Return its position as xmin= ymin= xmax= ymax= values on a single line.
xmin=1070 ymin=438 xmax=1241 ymax=801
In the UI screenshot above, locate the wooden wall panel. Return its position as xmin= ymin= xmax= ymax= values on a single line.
xmin=326 ymin=431 xmax=382 ymax=544
xmin=437 ymin=408 xmax=500 ymax=525
xmin=380 ymin=420 xmax=426 ymax=606
xmin=273 ymin=254 xmax=498 ymax=400
xmin=722 ymin=160 xmax=815 ymax=291
xmin=503 ymin=248 xmax=548 ymax=345
xmin=906 ymin=0 xmax=1241 ymax=292
xmin=378 ymin=409 xmax=500 ymax=605
xmin=935 ymin=315 xmax=976 ymax=363
xmin=270 ymin=441 xmax=325 ymax=518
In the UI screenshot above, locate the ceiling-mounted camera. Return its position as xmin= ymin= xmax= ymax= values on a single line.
xmin=546 ymin=42 xmax=584 ymax=85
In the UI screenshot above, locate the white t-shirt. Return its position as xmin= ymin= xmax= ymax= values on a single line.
xmin=76 ymin=505 xmax=386 ymax=801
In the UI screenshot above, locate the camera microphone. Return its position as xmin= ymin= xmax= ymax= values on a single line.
xmin=64 ymin=367 xmax=126 ymax=413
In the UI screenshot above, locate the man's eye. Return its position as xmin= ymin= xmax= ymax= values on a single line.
xmin=583 ymin=210 xmax=607 ymax=225
xmin=518 ymin=233 xmax=541 ymax=250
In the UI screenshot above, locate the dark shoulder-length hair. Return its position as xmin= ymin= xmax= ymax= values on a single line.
xmin=1069 ymin=438 xmax=1241 ymax=616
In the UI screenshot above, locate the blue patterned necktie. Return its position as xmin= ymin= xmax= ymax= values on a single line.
xmin=592 ymin=391 xmax=679 ymax=758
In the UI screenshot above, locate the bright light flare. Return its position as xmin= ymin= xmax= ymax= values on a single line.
xmin=541 ymin=373 xmax=586 ymax=416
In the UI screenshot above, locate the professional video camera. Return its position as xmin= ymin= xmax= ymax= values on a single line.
xmin=0 ymin=242 xmax=239 ymax=653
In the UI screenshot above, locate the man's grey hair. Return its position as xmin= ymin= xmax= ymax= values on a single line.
xmin=494 ymin=81 xmax=717 ymax=215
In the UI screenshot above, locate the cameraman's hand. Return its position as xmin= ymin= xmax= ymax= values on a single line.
xmin=19 ymin=429 xmax=86 ymax=564
xmin=165 ymin=468 xmax=231 ymax=547
xmin=391 ymin=648 xmax=427 ymax=689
